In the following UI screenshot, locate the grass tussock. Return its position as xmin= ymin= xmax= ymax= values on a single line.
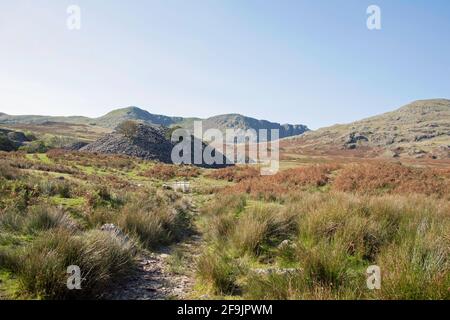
xmin=18 ymin=228 xmax=135 ymax=299
xmin=196 ymin=250 xmax=242 ymax=295
xmin=198 ymin=192 xmax=450 ymax=299
xmin=117 ymin=191 xmax=190 ymax=249
xmin=0 ymin=161 xmax=21 ymax=180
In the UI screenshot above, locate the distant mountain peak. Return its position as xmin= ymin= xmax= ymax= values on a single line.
xmin=0 ymin=106 xmax=310 ymax=139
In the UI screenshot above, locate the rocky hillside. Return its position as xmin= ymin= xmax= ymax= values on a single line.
xmin=0 ymin=107 xmax=309 ymax=140
xmin=0 ymin=128 xmax=33 ymax=151
xmin=80 ymin=122 xmax=229 ymax=166
xmin=282 ymin=99 xmax=450 ymax=159
xmin=180 ymin=113 xmax=309 ymax=139
xmin=80 ymin=123 xmax=173 ymax=163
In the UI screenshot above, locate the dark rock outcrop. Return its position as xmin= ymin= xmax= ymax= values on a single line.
xmin=80 ymin=122 xmax=230 ymax=167
xmin=81 ymin=123 xmax=173 ymax=163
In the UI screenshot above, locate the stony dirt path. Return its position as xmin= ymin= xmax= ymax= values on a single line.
xmin=105 ymin=234 xmax=203 ymax=300
xmin=104 ymin=197 xmax=204 ymax=300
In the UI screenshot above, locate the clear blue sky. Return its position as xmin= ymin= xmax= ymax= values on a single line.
xmin=1 ymin=0 xmax=449 ymax=129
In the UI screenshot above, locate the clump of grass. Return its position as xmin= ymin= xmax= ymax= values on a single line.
xmin=201 ymin=195 xmax=246 ymax=242
xmin=375 ymin=217 xmax=450 ymax=299
xmin=200 ymin=190 xmax=450 ymax=299
xmin=18 ymin=228 xmax=135 ymax=299
xmin=0 ymin=247 xmax=19 ymax=271
xmin=0 ymin=162 xmax=20 ymax=180
xmin=167 ymin=248 xmax=185 ymax=274
xmin=244 ymin=272 xmax=306 ymax=300
xmin=38 ymin=179 xmax=72 ymax=198
xmin=196 ymin=250 xmax=242 ymax=295
xmin=118 ymin=192 xmax=189 ymax=249
xmin=0 ymin=205 xmax=76 ymax=234
xmin=204 ymin=200 xmax=297 ymax=256
xmin=26 ymin=205 xmax=77 ymax=233
xmin=0 ymin=208 xmax=26 ymax=232
xmin=86 ymin=207 xmax=118 ymax=228
xmin=86 ymin=186 xmax=124 ymax=209
xmin=230 ymin=204 xmax=298 ymax=256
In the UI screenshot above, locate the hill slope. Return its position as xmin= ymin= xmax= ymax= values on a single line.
xmin=0 ymin=107 xmax=309 ymax=140
xmin=281 ymin=99 xmax=450 ymax=159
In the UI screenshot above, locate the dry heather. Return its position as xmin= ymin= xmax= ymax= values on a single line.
xmin=208 ymin=166 xmax=260 ymax=182
xmin=211 ymin=161 xmax=450 ymax=200
xmin=47 ymin=149 xmax=137 ymax=170
xmin=218 ymin=164 xmax=338 ymax=200
xmin=333 ymin=161 xmax=450 ymax=198
xmin=141 ymin=163 xmax=200 ymax=180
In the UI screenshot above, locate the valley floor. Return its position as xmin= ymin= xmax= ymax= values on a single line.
xmin=0 ymin=151 xmax=449 ymax=300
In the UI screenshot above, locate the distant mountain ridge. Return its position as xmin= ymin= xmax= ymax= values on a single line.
xmin=281 ymin=99 xmax=450 ymax=159
xmin=0 ymin=106 xmax=309 ymax=139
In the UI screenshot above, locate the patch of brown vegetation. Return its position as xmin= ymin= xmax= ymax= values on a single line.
xmin=47 ymin=149 xmax=137 ymax=170
xmin=208 ymin=165 xmax=260 ymax=182
xmin=332 ymin=162 xmax=450 ymax=197
xmin=223 ymin=164 xmax=339 ymax=200
xmin=141 ymin=163 xmax=200 ymax=180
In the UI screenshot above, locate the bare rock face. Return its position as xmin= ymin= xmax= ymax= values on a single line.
xmin=81 ymin=123 xmax=173 ymax=163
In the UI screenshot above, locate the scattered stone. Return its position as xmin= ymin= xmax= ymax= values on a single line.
xmin=103 ymin=222 xmax=203 ymax=300
xmin=251 ymin=267 xmax=300 ymax=276
xmin=100 ymin=223 xmax=134 ymax=251
xmin=278 ymin=239 xmax=297 ymax=250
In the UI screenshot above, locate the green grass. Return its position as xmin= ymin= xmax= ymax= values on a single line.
xmin=0 ymin=270 xmax=22 ymax=299
xmin=0 ymin=151 xmax=196 ymax=299
xmin=1 ymin=150 xmax=449 ymax=300
xmin=50 ymin=196 xmax=86 ymax=208
xmin=196 ymin=192 xmax=450 ymax=300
